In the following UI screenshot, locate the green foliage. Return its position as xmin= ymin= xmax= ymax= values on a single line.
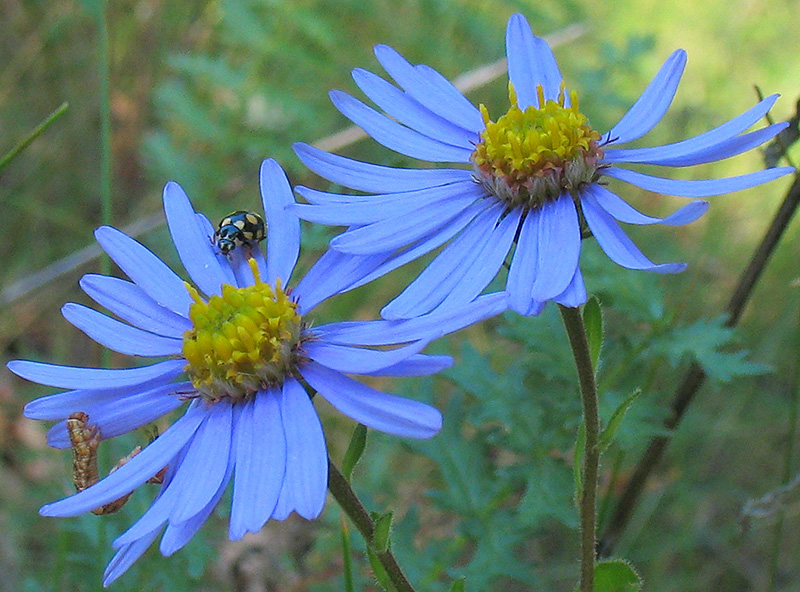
xmin=583 ymin=295 xmax=604 ymax=372
xmin=342 ymin=423 xmax=368 ymax=482
xmin=593 ymin=559 xmax=643 ymax=592
xmin=649 ymin=317 xmax=771 ymax=382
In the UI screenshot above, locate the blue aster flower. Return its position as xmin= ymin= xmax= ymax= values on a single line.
xmin=8 ymin=159 xmax=505 ymax=586
xmin=292 ymin=13 xmax=793 ymax=318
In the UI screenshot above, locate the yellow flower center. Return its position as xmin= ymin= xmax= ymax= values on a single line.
xmin=472 ymin=83 xmax=603 ymax=209
xmin=182 ymin=259 xmax=304 ymax=403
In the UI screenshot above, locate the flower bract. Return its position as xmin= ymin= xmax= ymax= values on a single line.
xmin=8 ymin=159 xmax=506 ymax=586
xmin=292 ymin=13 xmax=793 ymax=318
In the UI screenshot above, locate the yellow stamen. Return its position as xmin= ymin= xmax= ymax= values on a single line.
xmin=472 ymin=83 xmax=603 ymax=209
xmin=182 ymin=259 xmax=303 ymax=402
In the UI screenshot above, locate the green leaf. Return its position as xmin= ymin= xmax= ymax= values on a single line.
xmin=449 ymin=577 xmax=466 ymax=592
xmin=518 ymin=456 xmax=578 ymax=528
xmin=583 ymin=296 xmax=604 ymax=371
xmin=594 ymin=559 xmax=643 ymax=591
xmin=339 ymin=515 xmax=355 ymax=592
xmin=573 ymin=420 xmax=586 ymax=504
xmin=598 ymin=389 xmax=642 ymax=454
xmin=341 ymin=423 xmax=368 ymax=481
xmin=372 ymin=511 xmax=393 ymax=554
xmin=367 ymin=546 xmax=395 ymax=592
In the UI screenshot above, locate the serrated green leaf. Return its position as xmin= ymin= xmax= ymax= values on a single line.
xmin=594 ymin=559 xmax=643 ymax=591
xmin=574 ymin=420 xmax=586 ymax=504
xmin=342 ymin=423 xmax=368 ymax=481
xmin=372 ymin=512 xmax=393 ymax=554
xmin=583 ymin=296 xmax=604 ymax=371
xmin=518 ymin=456 xmax=578 ymax=528
xmin=599 ymin=389 xmax=642 ymax=454
xmin=449 ymin=577 xmax=466 ymax=592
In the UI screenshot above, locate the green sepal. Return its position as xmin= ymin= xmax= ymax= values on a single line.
xmin=582 ymin=296 xmax=603 ymax=372
xmin=342 ymin=423 xmax=368 ymax=481
xmin=594 ymin=558 xmax=643 ymax=591
xmin=367 ymin=546 xmax=395 ymax=592
xmin=598 ymin=389 xmax=642 ymax=454
xmin=371 ymin=511 xmax=394 ymax=554
xmin=449 ymin=577 xmax=466 ymax=592
xmin=573 ymin=420 xmax=586 ymax=504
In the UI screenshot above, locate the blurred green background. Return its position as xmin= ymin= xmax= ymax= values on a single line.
xmin=2 ymin=0 xmax=800 ymax=590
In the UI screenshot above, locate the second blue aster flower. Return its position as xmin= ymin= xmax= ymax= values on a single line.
xmin=293 ymin=13 xmax=793 ymax=318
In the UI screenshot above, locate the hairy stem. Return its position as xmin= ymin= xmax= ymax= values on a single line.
xmin=328 ymin=458 xmax=417 ymax=592
xmin=599 ymin=170 xmax=800 ymax=555
xmin=559 ymin=304 xmax=600 ymax=591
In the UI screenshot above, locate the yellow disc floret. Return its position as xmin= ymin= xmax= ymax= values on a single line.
xmin=472 ymin=83 xmax=603 ymax=209
xmin=182 ymin=259 xmax=303 ymax=402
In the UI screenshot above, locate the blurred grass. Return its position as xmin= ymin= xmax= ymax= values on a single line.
xmin=1 ymin=0 xmax=800 ymax=590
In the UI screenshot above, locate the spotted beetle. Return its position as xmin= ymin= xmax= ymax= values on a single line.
xmin=215 ymin=210 xmax=267 ymax=255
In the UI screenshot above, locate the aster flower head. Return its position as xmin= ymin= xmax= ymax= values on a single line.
xmin=292 ymin=13 xmax=793 ymax=318
xmin=8 ymin=159 xmax=505 ymax=586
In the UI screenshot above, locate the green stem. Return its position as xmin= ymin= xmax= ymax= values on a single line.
xmin=328 ymin=458 xmax=417 ymax=592
xmin=559 ymin=304 xmax=600 ymax=592
xmin=0 ymin=101 xmax=69 ymax=172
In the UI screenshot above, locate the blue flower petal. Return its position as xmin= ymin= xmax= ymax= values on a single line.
xmin=528 ymin=195 xmax=581 ymax=301
xmin=163 ymin=182 xmax=235 ymax=297
xmin=346 ymin=202 xmax=491 ymax=293
xmin=40 ymin=404 xmax=205 ymax=517
xmin=103 ymin=528 xmax=162 ymax=587
xmin=293 ymin=249 xmax=392 ymax=314
xmin=330 ymin=185 xmax=486 ymax=255
xmin=313 ymin=292 xmax=508 ymax=345
xmin=439 ymin=207 xmax=521 ymax=309
xmin=507 ymin=211 xmax=539 ymax=314
xmin=94 ymin=226 xmax=193 ymax=317
xmin=62 ymin=303 xmax=183 ymax=357
xmin=506 ymin=13 xmax=564 ymax=107
xmin=294 ymin=142 xmax=471 ymax=193
xmin=603 ymin=92 xmax=780 ymax=161
xmin=582 ymin=191 xmax=686 ymax=273
xmin=352 ymin=67 xmax=477 ymax=147
xmin=230 ymin=390 xmax=286 ymax=540
xmin=603 ymin=165 xmax=794 ymax=197
xmin=605 ymin=50 xmax=687 ymax=145
xmin=8 ymin=358 xmax=185 ymax=390
xmin=554 ymin=267 xmax=587 ymax=308
xmin=305 ymin=338 xmax=432 ymax=375
xmin=260 ymin=159 xmax=301 ymax=286
xmin=587 ymin=184 xmax=708 ymax=226
xmin=361 ymin=354 xmax=453 ymax=377
xmin=168 ymin=401 xmax=232 ymax=524
xmin=292 ymin=180 xmax=480 ymax=225
xmin=604 ymin=123 xmax=787 ymax=167
xmin=301 ymin=362 xmax=442 ymax=439
xmin=373 ymin=44 xmax=484 ymax=133
xmin=44 ymin=383 xmax=189 ymax=448
xmin=112 ymin=457 xmax=183 ymax=549
xmin=271 ymin=379 xmax=327 ymax=521
xmin=160 ymin=455 xmax=233 ymax=556
xmin=331 ymin=90 xmax=474 ymax=163
xmin=80 ymin=274 xmax=191 ymax=338
xmin=381 ymin=204 xmax=505 ymax=319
